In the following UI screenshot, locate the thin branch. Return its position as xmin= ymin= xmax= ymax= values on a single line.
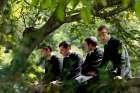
xmin=64 ymin=0 xmax=133 ymax=23
xmin=23 ymin=0 xmax=30 ymax=6
xmin=65 ymin=13 xmax=81 ymax=23
xmin=95 ymin=6 xmax=130 ymax=19
xmin=64 ymin=6 xmax=129 ymax=23
xmin=93 ymin=0 xmax=122 ymax=11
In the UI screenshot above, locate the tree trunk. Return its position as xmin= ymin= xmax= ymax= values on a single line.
xmin=9 ymin=15 xmax=63 ymax=78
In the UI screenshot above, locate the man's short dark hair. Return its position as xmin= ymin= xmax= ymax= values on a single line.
xmin=39 ymin=43 xmax=52 ymax=52
xmin=59 ymin=41 xmax=71 ymax=48
xmin=43 ymin=46 xmax=52 ymax=52
xmin=85 ymin=37 xmax=98 ymax=46
xmin=46 ymin=46 xmax=52 ymax=52
xmin=97 ymin=25 xmax=109 ymax=32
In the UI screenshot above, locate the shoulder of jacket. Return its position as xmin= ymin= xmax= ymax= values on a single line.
xmin=70 ymin=52 xmax=81 ymax=58
xmin=51 ymin=55 xmax=59 ymax=59
xmin=110 ymin=37 xmax=122 ymax=45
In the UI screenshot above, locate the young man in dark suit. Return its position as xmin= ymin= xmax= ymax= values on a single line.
xmin=39 ymin=46 xmax=61 ymax=83
xmin=59 ymin=41 xmax=82 ymax=80
xmin=59 ymin=41 xmax=83 ymax=93
xmin=97 ymin=25 xmax=131 ymax=79
xmin=76 ymin=37 xmax=103 ymax=93
xmin=82 ymin=36 xmax=103 ymax=82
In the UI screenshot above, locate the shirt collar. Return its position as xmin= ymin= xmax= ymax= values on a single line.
xmin=105 ymin=37 xmax=111 ymax=45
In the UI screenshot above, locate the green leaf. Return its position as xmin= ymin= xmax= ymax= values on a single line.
xmin=98 ymin=0 xmax=107 ymax=6
xmin=41 ymin=0 xmax=58 ymax=10
xmin=81 ymin=0 xmax=93 ymax=6
xmin=28 ymin=73 xmax=36 ymax=79
xmin=41 ymin=0 xmax=54 ymax=9
xmin=70 ymin=0 xmax=79 ymax=9
xmin=80 ymin=7 xmax=92 ymax=23
xmin=31 ymin=0 xmax=39 ymax=6
xmin=122 ymin=0 xmax=130 ymax=7
xmin=135 ymin=0 xmax=140 ymax=19
xmin=56 ymin=3 xmax=65 ymax=22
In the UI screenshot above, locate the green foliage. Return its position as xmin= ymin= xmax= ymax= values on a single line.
xmin=122 ymin=0 xmax=131 ymax=7
xmin=70 ymin=0 xmax=79 ymax=9
xmin=55 ymin=1 xmax=65 ymax=22
xmin=80 ymin=7 xmax=92 ymax=23
xmin=0 ymin=0 xmax=140 ymax=92
xmin=135 ymin=0 xmax=140 ymax=19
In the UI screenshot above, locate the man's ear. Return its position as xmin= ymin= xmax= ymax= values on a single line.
xmin=88 ymin=44 xmax=92 ymax=48
xmin=68 ymin=47 xmax=71 ymax=50
xmin=107 ymin=31 xmax=111 ymax=35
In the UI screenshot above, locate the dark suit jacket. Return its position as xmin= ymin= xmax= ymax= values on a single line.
xmin=82 ymin=48 xmax=103 ymax=77
xmin=62 ymin=53 xmax=82 ymax=80
xmin=100 ymin=37 xmax=126 ymax=76
xmin=44 ymin=55 xmax=61 ymax=81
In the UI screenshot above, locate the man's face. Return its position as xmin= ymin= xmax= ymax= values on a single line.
xmin=42 ymin=48 xmax=51 ymax=57
xmin=98 ymin=29 xmax=110 ymax=44
xmin=84 ymin=42 xmax=91 ymax=52
xmin=84 ymin=42 xmax=96 ymax=52
xmin=59 ymin=46 xmax=70 ymax=57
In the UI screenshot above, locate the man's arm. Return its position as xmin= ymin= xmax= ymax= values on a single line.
xmin=82 ymin=49 xmax=103 ymax=75
xmin=81 ymin=55 xmax=89 ymax=75
xmin=69 ymin=54 xmax=82 ymax=78
xmin=52 ymin=56 xmax=62 ymax=80
xmin=91 ymin=49 xmax=103 ymax=67
xmin=99 ymin=47 xmax=109 ymax=68
xmin=114 ymin=40 xmax=123 ymax=76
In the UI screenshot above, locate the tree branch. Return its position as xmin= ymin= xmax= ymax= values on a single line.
xmin=95 ymin=6 xmax=130 ymax=19
xmin=65 ymin=13 xmax=81 ymax=23
xmin=64 ymin=0 xmax=134 ymax=23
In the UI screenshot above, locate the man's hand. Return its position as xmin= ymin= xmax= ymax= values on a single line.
xmin=114 ymin=76 xmax=123 ymax=80
xmin=87 ymin=71 xmax=97 ymax=76
xmin=50 ymin=80 xmax=63 ymax=86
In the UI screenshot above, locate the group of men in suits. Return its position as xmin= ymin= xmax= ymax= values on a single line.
xmin=38 ymin=25 xmax=131 ymax=93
